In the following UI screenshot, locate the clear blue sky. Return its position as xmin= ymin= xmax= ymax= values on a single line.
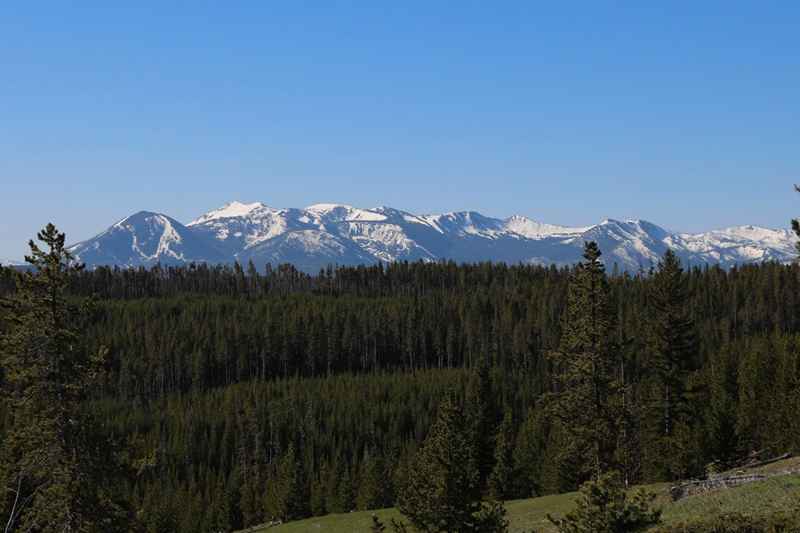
xmin=1 ymin=2 xmax=798 ymax=259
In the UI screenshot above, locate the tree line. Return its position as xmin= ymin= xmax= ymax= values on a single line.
xmin=2 ymin=257 xmax=797 ymax=402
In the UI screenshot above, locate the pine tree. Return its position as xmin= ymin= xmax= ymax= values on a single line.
xmin=466 ymin=354 xmax=496 ymax=495
xmin=239 ymin=462 xmax=264 ymax=526
xmin=309 ymin=465 xmax=327 ymax=516
xmin=642 ymin=249 xmax=697 ymax=480
xmin=0 ymin=224 xmax=131 ymax=532
xmin=703 ymin=346 xmax=739 ymax=469
xmin=263 ymin=443 xmax=309 ymax=522
xmin=548 ymin=471 xmax=661 ymax=533
xmin=488 ymin=408 xmax=516 ymax=500
xmin=142 ymin=487 xmax=178 ymax=533
xmin=337 ymin=464 xmax=355 ymax=513
xmin=547 ymin=241 xmax=623 ymax=486
xmin=513 ymin=408 xmax=547 ymax=498
xmin=396 ymin=392 xmax=508 ymax=532
xmin=207 ymin=474 xmax=232 ymax=532
xmin=356 ymin=450 xmax=390 ymax=511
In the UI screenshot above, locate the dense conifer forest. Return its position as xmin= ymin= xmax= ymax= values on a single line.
xmin=2 ymin=242 xmax=800 ymax=531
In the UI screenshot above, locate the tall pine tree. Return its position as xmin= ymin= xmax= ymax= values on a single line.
xmin=263 ymin=442 xmax=309 ymax=522
xmin=466 ymin=354 xmax=496 ymax=495
xmin=642 ymin=249 xmax=697 ymax=481
xmin=488 ymin=408 xmax=516 ymax=501
xmin=397 ymin=392 xmax=507 ymax=532
xmin=0 ymin=224 xmax=131 ymax=532
xmin=547 ymin=241 xmax=622 ymax=486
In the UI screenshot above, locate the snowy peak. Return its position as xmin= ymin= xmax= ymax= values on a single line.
xmin=685 ymin=225 xmax=794 ymax=245
xmin=305 ymin=203 xmax=388 ymax=222
xmin=188 ymin=203 xmax=321 ymax=256
xmin=423 ymin=211 xmax=506 ymax=238
xmin=69 ymin=211 xmax=226 ymax=267
xmin=188 ymin=201 xmax=268 ymax=225
xmin=673 ymin=225 xmax=798 ymax=264
xmin=503 ymin=215 xmax=588 ymax=239
xmin=66 ymin=202 xmax=799 ymax=272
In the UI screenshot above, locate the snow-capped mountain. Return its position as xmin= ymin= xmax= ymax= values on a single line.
xmin=65 ymin=201 xmax=799 ymax=272
xmin=69 ymin=211 xmax=227 ymax=267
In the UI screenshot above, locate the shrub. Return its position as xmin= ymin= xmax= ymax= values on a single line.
xmin=548 ymin=471 xmax=661 ymax=533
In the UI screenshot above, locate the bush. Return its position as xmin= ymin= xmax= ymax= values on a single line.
xmin=548 ymin=471 xmax=661 ymax=533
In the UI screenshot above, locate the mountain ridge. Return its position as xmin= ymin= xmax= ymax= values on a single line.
xmin=57 ymin=201 xmax=797 ymax=272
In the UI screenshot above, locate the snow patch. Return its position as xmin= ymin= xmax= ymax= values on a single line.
xmin=306 ymin=203 xmax=387 ymax=222
xmin=504 ymin=215 xmax=589 ymax=239
xmin=189 ymin=201 xmax=266 ymax=225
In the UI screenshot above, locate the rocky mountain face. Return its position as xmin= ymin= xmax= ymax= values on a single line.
xmin=68 ymin=211 xmax=228 ymax=267
xmin=64 ymin=201 xmax=798 ymax=272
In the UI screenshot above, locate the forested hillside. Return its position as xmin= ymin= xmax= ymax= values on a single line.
xmin=2 ymin=256 xmax=800 ymax=531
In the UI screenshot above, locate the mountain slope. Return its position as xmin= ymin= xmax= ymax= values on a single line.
xmin=63 ymin=202 xmax=798 ymax=272
xmin=68 ymin=211 xmax=227 ymax=267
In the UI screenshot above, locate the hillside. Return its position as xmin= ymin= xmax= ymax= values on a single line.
xmin=242 ymin=458 xmax=800 ymax=533
xmin=6 ymin=255 xmax=799 ymax=533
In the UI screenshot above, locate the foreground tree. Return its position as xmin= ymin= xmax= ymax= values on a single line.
xmin=466 ymin=355 xmax=496 ymax=495
xmin=548 ymin=471 xmax=661 ymax=533
xmin=264 ymin=443 xmax=309 ymax=522
xmin=396 ymin=392 xmax=508 ymax=532
xmin=0 ymin=224 xmax=131 ymax=532
xmin=547 ymin=242 xmax=623 ymax=486
xmin=488 ymin=408 xmax=516 ymax=501
xmin=642 ymin=249 xmax=697 ymax=480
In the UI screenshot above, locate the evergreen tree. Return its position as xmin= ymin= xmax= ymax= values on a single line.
xmin=0 ymin=224 xmax=132 ymax=532
xmin=207 ymin=474 xmax=232 ymax=532
xmin=642 ymin=249 xmax=697 ymax=480
xmin=356 ymin=451 xmax=390 ymax=511
xmin=548 ymin=471 xmax=661 ymax=533
xmin=263 ymin=443 xmax=309 ymax=522
xmin=239 ymin=463 xmax=264 ymax=526
xmin=512 ymin=408 xmax=547 ymax=498
xmin=466 ymin=355 xmax=496 ymax=495
xmin=396 ymin=392 xmax=508 ymax=532
xmin=702 ymin=347 xmax=739 ymax=469
xmin=324 ymin=457 xmax=353 ymax=514
xmin=337 ymin=464 xmax=355 ymax=514
xmin=309 ymin=467 xmax=327 ymax=516
xmin=488 ymin=408 xmax=516 ymax=501
xmin=547 ymin=241 xmax=622 ymax=485
xmin=142 ymin=487 xmax=178 ymax=533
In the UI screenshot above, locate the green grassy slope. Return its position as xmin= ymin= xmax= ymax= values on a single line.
xmin=243 ymin=458 xmax=800 ymax=532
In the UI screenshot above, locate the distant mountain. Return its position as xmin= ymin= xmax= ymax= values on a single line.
xmin=69 ymin=211 xmax=228 ymax=267
xmin=60 ymin=201 xmax=797 ymax=272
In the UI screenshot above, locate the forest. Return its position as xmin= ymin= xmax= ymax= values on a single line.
xmin=2 ymin=231 xmax=800 ymax=531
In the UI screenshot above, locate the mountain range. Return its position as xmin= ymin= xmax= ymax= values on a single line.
xmin=34 ymin=201 xmax=798 ymax=272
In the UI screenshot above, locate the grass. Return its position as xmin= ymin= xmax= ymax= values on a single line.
xmin=242 ymin=458 xmax=800 ymax=533
xmin=660 ymin=474 xmax=800 ymax=526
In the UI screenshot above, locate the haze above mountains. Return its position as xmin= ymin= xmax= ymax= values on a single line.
xmin=24 ymin=201 xmax=796 ymax=273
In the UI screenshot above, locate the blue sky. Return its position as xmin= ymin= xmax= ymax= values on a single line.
xmin=1 ymin=2 xmax=798 ymax=259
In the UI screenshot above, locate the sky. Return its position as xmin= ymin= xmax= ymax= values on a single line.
xmin=1 ymin=2 xmax=798 ymax=260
